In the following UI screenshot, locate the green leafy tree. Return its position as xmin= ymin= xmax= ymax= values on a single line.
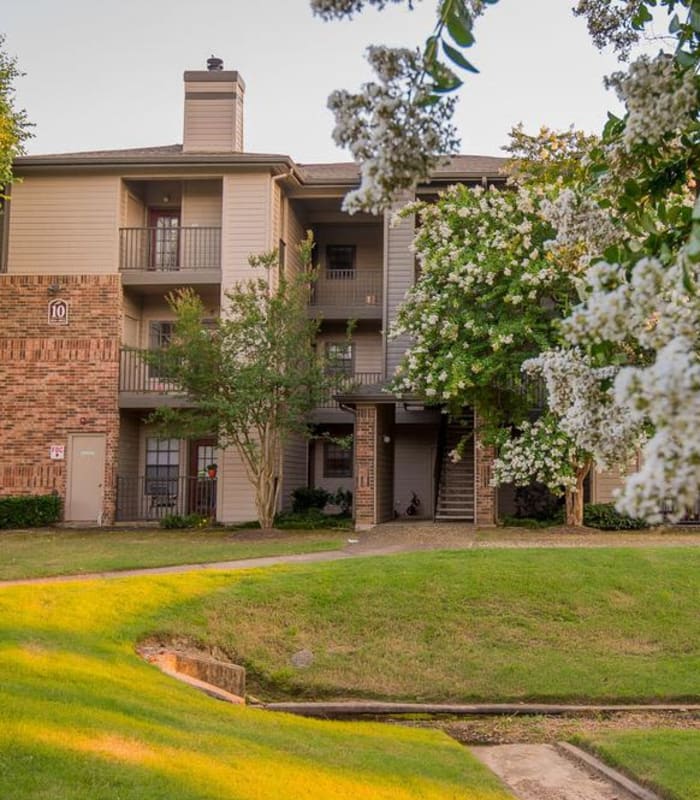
xmin=0 ymin=35 xmax=32 ymax=196
xmin=149 ymin=234 xmax=331 ymax=529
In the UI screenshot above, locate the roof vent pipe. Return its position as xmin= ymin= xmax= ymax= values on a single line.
xmin=207 ymin=55 xmax=224 ymax=71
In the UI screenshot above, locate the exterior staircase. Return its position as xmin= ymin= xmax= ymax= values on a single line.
xmin=435 ymin=416 xmax=475 ymax=522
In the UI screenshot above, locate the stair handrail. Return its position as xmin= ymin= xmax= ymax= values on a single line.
xmin=433 ymin=412 xmax=449 ymax=521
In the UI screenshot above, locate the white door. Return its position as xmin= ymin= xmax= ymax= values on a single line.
xmin=66 ymin=434 xmax=106 ymax=522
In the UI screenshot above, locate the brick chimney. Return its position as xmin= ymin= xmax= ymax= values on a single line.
xmin=182 ymin=57 xmax=245 ymax=153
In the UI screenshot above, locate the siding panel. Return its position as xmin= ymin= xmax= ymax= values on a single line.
xmin=8 ymin=175 xmax=120 ymax=274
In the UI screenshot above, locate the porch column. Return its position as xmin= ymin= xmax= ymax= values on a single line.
xmin=474 ymin=412 xmax=497 ymax=526
xmin=354 ymin=403 xmax=394 ymax=530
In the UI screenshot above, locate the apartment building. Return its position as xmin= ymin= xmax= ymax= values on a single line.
xmin=0 ymin=59 xmax=623 ymax=528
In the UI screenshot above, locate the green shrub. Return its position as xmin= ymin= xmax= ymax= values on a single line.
xmin=500 ymin=514 xmax=560 ymax=529
xmin=0 ymin=494 xmax=62 ymax=529
xmin=330 ymin=488 xmax=353 ymax=514
xmin=159 ymin=513 xmax=211 ymax=530
xmin=275 ymin=508 xmax=353 ymax=530
xmin=291 ymin=487 xmax=330 ymax=513
xmin=584 ymin=503 xmax=650 ymax=530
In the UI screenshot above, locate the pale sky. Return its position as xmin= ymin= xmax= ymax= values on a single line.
xmin=4 ymin=0 xmax=634 ymax=163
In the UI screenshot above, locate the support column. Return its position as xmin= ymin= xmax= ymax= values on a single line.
xmin=474 ymin=413 xmax=497 ymax=526
xmin=354 ymin=403 xmax=394 ymax=530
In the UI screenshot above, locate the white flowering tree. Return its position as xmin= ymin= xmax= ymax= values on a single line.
xmin=312 ymin=0 xmax=496 ymax=213
xmin=491 ymin=350 xmax=644 ymax=526
xmin=318 ymin=0 xmax=700 ymax=522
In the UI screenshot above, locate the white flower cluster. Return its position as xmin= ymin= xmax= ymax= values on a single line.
xmin=563 ymin=251 xmax=700 ymax=521
xmin=573 ymin=0 xmax=642 ymax=60
xmin=329 ymin=46 xmax=458 ymax=214
xmin=563 ymin=257 xmax=698 ymax=350
xmin=606 ymin=54 xmax=698 ymax=149
xmin=491 ymin=415 xmax=582 ymax=493
xmin=614 ymin=337 xmax=700 ymax=522
xmin=310 ymin=0 xmax=409 ymax=20
xmin=540 ymin=188 xmax=618 ymax=269
xmin=523 ymin=348 xmax=642 ymax=472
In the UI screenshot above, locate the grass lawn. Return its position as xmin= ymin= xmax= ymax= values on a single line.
xmin=0 ymin=573 xmax=513 ymax=800
xmin=0 ymin=528 xmax=344 ymax=580
xmin=153 ymin=548 xmax=700 ymax=703
xmin=574 ymin=730 xmax=700 ymax=799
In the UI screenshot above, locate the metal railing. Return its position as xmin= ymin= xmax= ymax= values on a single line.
xmin=116 ymin=475 xmax=217 ymax=521
xmin=119 ymin=348 xmax=183 ymax=394
xmin=320 ymin=372 xmax=383 ymax=408
xmin=310 ymin=270 xmax=382 ymax=309
xmin=119 ymin=227 xmax=221 ymax=271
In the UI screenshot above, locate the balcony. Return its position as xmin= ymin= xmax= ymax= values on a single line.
xmin=119 ymin=348 xmax=188 ymax=408
xmin=119 ymin=227 xmax=221 ymax=289
xmin=309 ymin=270 xmax=382 ymax=320
xmin=312 ymin=371 xmax=384 ymax=422
xmin=115 ymin=475 xmax=217 ymax=522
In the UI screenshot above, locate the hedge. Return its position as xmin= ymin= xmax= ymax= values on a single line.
xmin=0 ymin=494 xmax=62 ymax=529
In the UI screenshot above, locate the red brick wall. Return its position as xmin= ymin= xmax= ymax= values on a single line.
xmin=474 ymin=412 xmax=496 ymax=526
xmin=0 ymin=274 xmax=121 ymax=523
xmin=354 ymin=403 xmax=394 ymax=529
xmin=354 ymin=405 xmax=376 ymax=529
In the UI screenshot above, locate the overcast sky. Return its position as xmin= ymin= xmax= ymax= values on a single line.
xmin=4 ymin=0 xmax=633 ymax=163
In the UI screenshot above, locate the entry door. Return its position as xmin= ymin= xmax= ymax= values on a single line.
xmin=188 ymin=439 xmax=217 ymax=515
xmin=66 ymin=434 xmax=106 ymax=522
xmin=149 ymin=210 xmax=180 ymax=270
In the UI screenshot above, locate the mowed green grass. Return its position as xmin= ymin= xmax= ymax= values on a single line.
xmin=156 ymin=548 xmax=700 ymax=702
xmin=0 ymin=528 xmax=344 ymax=580
xmin=575 ymin=731 xmax=700 ymax=799
xmin=0 ymin=572 xmax=513 ymax=800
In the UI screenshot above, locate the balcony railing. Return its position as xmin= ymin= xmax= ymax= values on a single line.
xmin=116 ymin=475 xmax=216 ymax=521
xmin=119 ymin=227 xmax=221 ymax=271
xmin=320 ymin=372 xmax=383 ymax=408
xmin=310 ymin=270 xmax=382 ymax=310
xmin=119 ymin=348 xmax=183 ymax=394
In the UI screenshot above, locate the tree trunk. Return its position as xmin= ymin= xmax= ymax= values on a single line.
xmin=564 ymin=461 xmax=591 ymax=527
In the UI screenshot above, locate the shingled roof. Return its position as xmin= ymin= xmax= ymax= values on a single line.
xmin=15 ymin=144 xmax=508 ymax=185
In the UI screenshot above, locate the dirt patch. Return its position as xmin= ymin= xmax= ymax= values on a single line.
xmin=426 ymin=711 xmax=700 ymax=745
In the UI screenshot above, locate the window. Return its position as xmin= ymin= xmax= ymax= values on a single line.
xmin=145 ymin=438 xmax=180 ymax=496
xmin=324 ymin=440 xmax=353 ymax=478
xmin=149 ymin=321 xmax=174 ymax=349
xmin=325 ymin=342 xmax=354 ymax=376
xmin=326 ymin=245 xmax=355 ymax=275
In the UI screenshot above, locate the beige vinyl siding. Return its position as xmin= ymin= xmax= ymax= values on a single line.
xmin=8 ymin=175 xmax=120 ymax=274
xmin=183 ymin=78 xmax=244 ymax=153
xmin=393 ymin=425 xmax=437 ymax=520
xmin=118 ymin=414 xmax=140 ymax=476
xmin=124 ymin=189 xmax=145 ymax=227
xmin=181 ymin=180 xmax=222 ymax=227
xmin=122 ymin=293 xmax=141 ymax=346
xmin=221 ymin=173 xmax=271 ymax=293
xmin=217 ymin=447 xmax=258 ymax=523
xmin=282 ymin=434 xmax=308 ymax=511
xmin=384 ymin=203 xmax=415 ymax=376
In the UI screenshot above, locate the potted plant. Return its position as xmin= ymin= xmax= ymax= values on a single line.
xmin=206 ymin=463 xmax=218 ymax=478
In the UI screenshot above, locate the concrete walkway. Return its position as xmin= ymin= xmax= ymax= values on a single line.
xmin=471 ymin=743 xmax=660 ymax=800
xmin=2 ymin=520 xmax=699 ymax=587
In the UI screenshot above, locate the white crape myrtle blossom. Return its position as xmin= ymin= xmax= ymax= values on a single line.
xmin=328 ymin=46 xmax=458 ymax=214
xmin=606 ymin=54 xmax=697 ymax=150
xmin=522 ymin=348 xmax=642 ymax=471
xmin=563 ymin=252 xmax=700 ymax=522
xmin=491 ymin=415 xmax=583 ymax=493
xmin=310 ymin=0 xmax=412 ymax=19
xmin=614 ymin=337 xmax=700 ymax=522
xmin=540 ymin=188 xmax=619 ymax=269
